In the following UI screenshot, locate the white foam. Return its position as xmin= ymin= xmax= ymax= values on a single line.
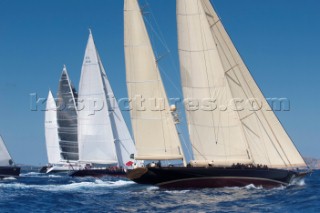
xmin=146 ymin=186 xmax=159 ymax=191
xmin=0 ymin=183 xmax=27 ymax=189
xmin=48 ymin=174 xmax=63 ymax=178
xmin=290 ymin=178 xmax=306 ymax=187
xmin=2 ymin=177 xmax=17 ymax=180
xmin=0 ymin=180 xmax=135 ymax=191
xmin=245 ymin=184 xmax=263 ymax=190
xmin=164 ymin=190 xmax=190 ymax=194
xmin=20 ymin=172 xmax=42 ymax=177
xmin=104 ymin=180 xmax=135 ymax=187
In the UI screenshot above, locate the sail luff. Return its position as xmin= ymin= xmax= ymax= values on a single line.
xmin=77 ymin=32 xmax=118 ymax=165
xmin=124 ymin=0 xmax=185 ymax=162
xmin=44 ymin=90 xmax=61 ymax=164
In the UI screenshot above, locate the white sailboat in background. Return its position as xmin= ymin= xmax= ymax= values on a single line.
xmin=70 ymin=30 xmax=137 ymax=177
xmin=57 ymin=66 xmax=79 ymax=161
xmin=42 ymin=68 xmax=85 ymax=174
xmin=0 ymin=135 xmax=20 ymax=178
xmin=44 ymin=90 xmax=60 ymax=165
xmin=125 ymin=0 xmax=309 ymax=188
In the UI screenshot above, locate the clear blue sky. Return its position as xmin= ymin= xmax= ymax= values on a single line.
xmin=0 ymin=0 xmax=319 ymax=165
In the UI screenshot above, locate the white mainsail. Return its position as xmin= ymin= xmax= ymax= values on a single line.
xmin=78 ymin=31 xmax=118 ymax=165
xmin=177 ymin=0 xmax=306 ymax=168
xmin=0 ymin=135 xmax=13 ymax=166
xmin=124 ymin=0 xmax=185 ymax=161
xmin=44 ymin=90 xmax=61 ymax=164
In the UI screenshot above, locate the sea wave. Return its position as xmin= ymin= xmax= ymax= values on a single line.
xmin=20 ymin=172 xmax=43 ymax=177
xmin=2 ymin=177 xmax=17 ymax=181
xmin=164 ymin=190 xmax=190 ymax=194
xmin=245 ymin=184 xmax=264 ymax=190
xmin=290 ymin=178 xmax=306 ymax=186
xmin=48 ymin=174 xmax=64 ymax=178
xmin=0 ymin=180 xmax=135 ymax=191
xmin=146 ymin=186 xmax=160 ymax=191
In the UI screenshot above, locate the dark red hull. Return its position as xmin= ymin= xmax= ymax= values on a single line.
xmin=70 ymin=168 xmax=126 ymax=178
xmin=127 ymin=167 xmax=307 ymax=189
xmin=0 ymin=166 xmax=20 ymax=178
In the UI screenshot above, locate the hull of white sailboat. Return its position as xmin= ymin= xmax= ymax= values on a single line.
xmin=0 ymin=166 xmax=20 ymax=178
xmin=127 ymin=166 xmax=309 ymax=189
xmin=70 ymin=167 xmax=126 ymax=178
xmin=43 ymin=164 xmax=84 ymax=174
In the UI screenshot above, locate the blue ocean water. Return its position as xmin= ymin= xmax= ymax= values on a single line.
xmin=0 ymin=169 xmax=319 ymax=213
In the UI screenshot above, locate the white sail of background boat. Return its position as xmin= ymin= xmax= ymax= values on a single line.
xmin=125 ymin=0 xmax=309 ymax=188
xmin=0 ymin=135 xmax=14 ymax=167
xmin=72 ymin=30 xmax=137 ymax=177
xmin=44 ymin=90 xmax=61 ymax=165
xmin=0 ymin=135 xmax=20 ymax=177
xmin=57 ymin=66 xmax=79 ymax=161
xmin=42 ymin=68 xmax=84 ymax=174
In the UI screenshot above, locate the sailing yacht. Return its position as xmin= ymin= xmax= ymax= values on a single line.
xmin=125 ymin=0 xmax=309 ymax=188
xmin=41 ymin=90 xmax=61 ymax=173
xmin=70 ymin=30 xmax=137 ymax=177
xmin=0 ymin=135 xmax=20 ymax=178
xmin=42 ymin=67 xmax=84 ymax=174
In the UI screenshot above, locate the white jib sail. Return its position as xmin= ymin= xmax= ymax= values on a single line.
xmin=78 ymin=31 xmax=118 ymax=165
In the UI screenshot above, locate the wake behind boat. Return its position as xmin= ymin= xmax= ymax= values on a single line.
xmin=124 ymin=0 xmax=310 ymax=188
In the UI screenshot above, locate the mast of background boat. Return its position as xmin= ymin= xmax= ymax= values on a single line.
xmin=124 ymin=0 xmax=186 ymax=166
xmin=44 ymin=90 xmax=61 ymax=164
xmin=177 ymin=0 xmax=306 ymax=169
xmin=78 ymin=30 xmax=118 ymax=165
